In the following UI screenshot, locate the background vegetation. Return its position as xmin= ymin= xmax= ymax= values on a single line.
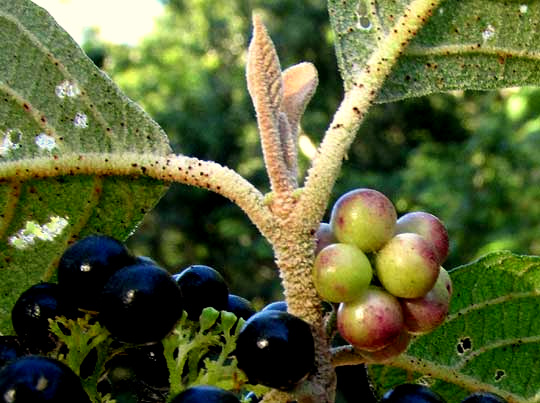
xmin=82 ymin=0 xmax=540 ymax=311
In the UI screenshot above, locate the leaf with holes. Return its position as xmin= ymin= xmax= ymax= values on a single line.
xmin=0 ymin=0 xmax=171 ymax=333
xmin=329 ymin=0 xmax=540 ymax=102
xmin=368 ymin=251 xmax=540 ymax=403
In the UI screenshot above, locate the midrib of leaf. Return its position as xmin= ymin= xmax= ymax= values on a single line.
xmin=369 ymin=252 xmax=540 ymax=403
xmin=330 ymin=0 xmax=540 ymax=102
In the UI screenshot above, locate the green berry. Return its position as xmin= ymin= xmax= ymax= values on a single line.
xmin=313 ymin=243 xmax=372 ymax=302
xmin=375 ymin=233 xmax=439 ymax=298
xmin=330 ymin=188 xmax=397 ymax=253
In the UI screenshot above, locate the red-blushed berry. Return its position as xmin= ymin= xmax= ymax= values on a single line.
xmin=172 ymin=265 xmax=229 ymax=320
xmin=0 ymin=356 xmax=91 ymax=402
xmin=57 ymin=235 xmax=136 ymax=311
xmin=314 ymin=222 xmax=337 ymax=256
xmin=400 ymin=268 xmax=452 ymax=334
xmin=396 ymin=211 xmax=449 ymax=264
xmin=170 ymin=385 xmax=240 ymax=402
xmin=357 ymin=329 xmax=411 ymax=363
xmin=99 ymin=264 xmax=183 ymax=343
xmin=337 ymin=287 xmax=404 ymax=352
xmin=380 ymin=383 xmax=447 ymax=402
xmin=235 ymin=310 xmax=314 ymax=390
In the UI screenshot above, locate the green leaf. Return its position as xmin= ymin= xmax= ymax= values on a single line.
xmin=369 ymin=251 xmax=540 ymax=402
xmin=0 ymin=0 xmax=171 ymax=333
xmin=329 ymin=0 xmax=540 ymax=102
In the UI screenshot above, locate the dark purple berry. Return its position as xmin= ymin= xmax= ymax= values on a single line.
xmin=380 ymin=383 xmax=447 ymax=402
xmin=261 ymin=301 xmax=287 ymax=312
xmin=135 ymin=255 xmax=158 ymax=266
xmin=0 ymin=356 xmax=90 ymax=402
xmin=129 ymin=343 xmax=169 ymax=389
xmin=99 ymin=264 xmax=183 ymax=343
xmin=235 ymin=310 xmax=314 ymax=390
xmin=0 ymin=337 xmax=25 ymax=368
xmin=172 ymin=265 xmax=228 ymax=320
xmin=57 ymin=235 xmax=135 ymax=311
xmin=460 ymin=391 xmax=508 ymax=403
xmin=11 ymin=283 xmax=75 ymax=353
xmin=170 ymin=385 xmax=240 ymax=402
xmin=226 ymin=295 xmax=256 ymax=321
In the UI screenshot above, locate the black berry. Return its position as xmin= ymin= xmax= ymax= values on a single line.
xmin=170 ymin=385 xmax=240 ymax=402
xmin=261 ymin=300 xmax=287 ymax=312
xmin=460 ymin=391 xmax=508 ymax=403
xmin=0 ymin=356 xmax=90 ymax=402
xmin=380 ymin=383 xmax=447 ymax=402
xmin=57 ymin=235 xmax=135 ymax=311
xmin=11 ymin=283 xmax=75 ymax=353
xmin=226 ymin=294 xmax=256 ymax=321
xmin=235 ymin=310 xmax=314 ymax=390
xmin=0 ymin=337 xmax=25 ymax=368
xmin=99 ymin=264 xmax=183 ymax=343
xmin=172 ymin=265 xmax=228 ymax=320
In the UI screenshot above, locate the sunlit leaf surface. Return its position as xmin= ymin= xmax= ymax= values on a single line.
xmin=329 ymin=0 xmax=540 ymax=102
xmin=0 ymin=0 xmax=171 ymax=333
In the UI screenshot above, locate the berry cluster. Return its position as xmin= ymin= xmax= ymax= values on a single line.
xmin=1 ymin=234 xmax=314 ymax=402
xmin=313 ymin=188 xmax=453 ymax=360
xmin=381 ymin=383 xmax=508 ymax=403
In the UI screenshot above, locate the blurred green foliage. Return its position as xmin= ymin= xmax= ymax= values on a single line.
xmin=83 ymin=1 xmax=540 ymax=308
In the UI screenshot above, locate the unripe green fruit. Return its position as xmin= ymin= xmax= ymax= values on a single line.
xmin=401 ymin=267 xmax=452 ymax=334
xmin=337 ymin=287 xmax=404 ymax=351
xmin=375 ymin=233 xmax=439 ymax=298
xmin=313 ymin=243 xmax=373 ymax=302
xmin=330 ymin=188 xmax=397 ymax=252
xmin=396 ymin=211 xmax=449 ymax=264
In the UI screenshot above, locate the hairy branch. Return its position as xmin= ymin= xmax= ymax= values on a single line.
xmin=295 ymin=0 xmax=441 ymax=229
xmin=0 ymin=152 xmax=276 ymax=241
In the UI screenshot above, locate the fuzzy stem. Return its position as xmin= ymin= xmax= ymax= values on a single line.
xmin=0 ymin=152 xmax=276 ymax=241
xmin=297 ymin=0 xmax=441 ymax=225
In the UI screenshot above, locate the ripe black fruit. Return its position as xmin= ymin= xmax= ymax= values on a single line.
xmin=226 ymin=294 xmax=256 ymax=321
xmin=99 ymin=264 xmax=183 ymax=343
xmin=170 ymin=385 xmax=240 ymax=402
xmin=11 ymin=283 xmax=75 ymax=353
xmin=172 ymin=265 xmax=228 ymax=320
xmin=235 ymin=310 xmax=315 ymax=390
xmin=380 ymin=383 xmax=447 ymax=402
xmin=460 ymin=392 xmax=508 ymax=403
xmin=57 ymin=235 xmax=135 ymax=311
xmin=261 ymin=300 xmax=287 ymax=312
xmin=0 ymin=356 xmax=90 ymax=402
xmin=0 ymin=337 xmax=25 ymax=368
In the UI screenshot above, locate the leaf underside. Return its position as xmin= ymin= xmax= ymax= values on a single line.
xmin=329 ymin=0 xmax=540 ymax=102
xmin=0 ymin=0 xmax=172 ymax=333
xmin=369 ymin=252 xmax=540 ymax=403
